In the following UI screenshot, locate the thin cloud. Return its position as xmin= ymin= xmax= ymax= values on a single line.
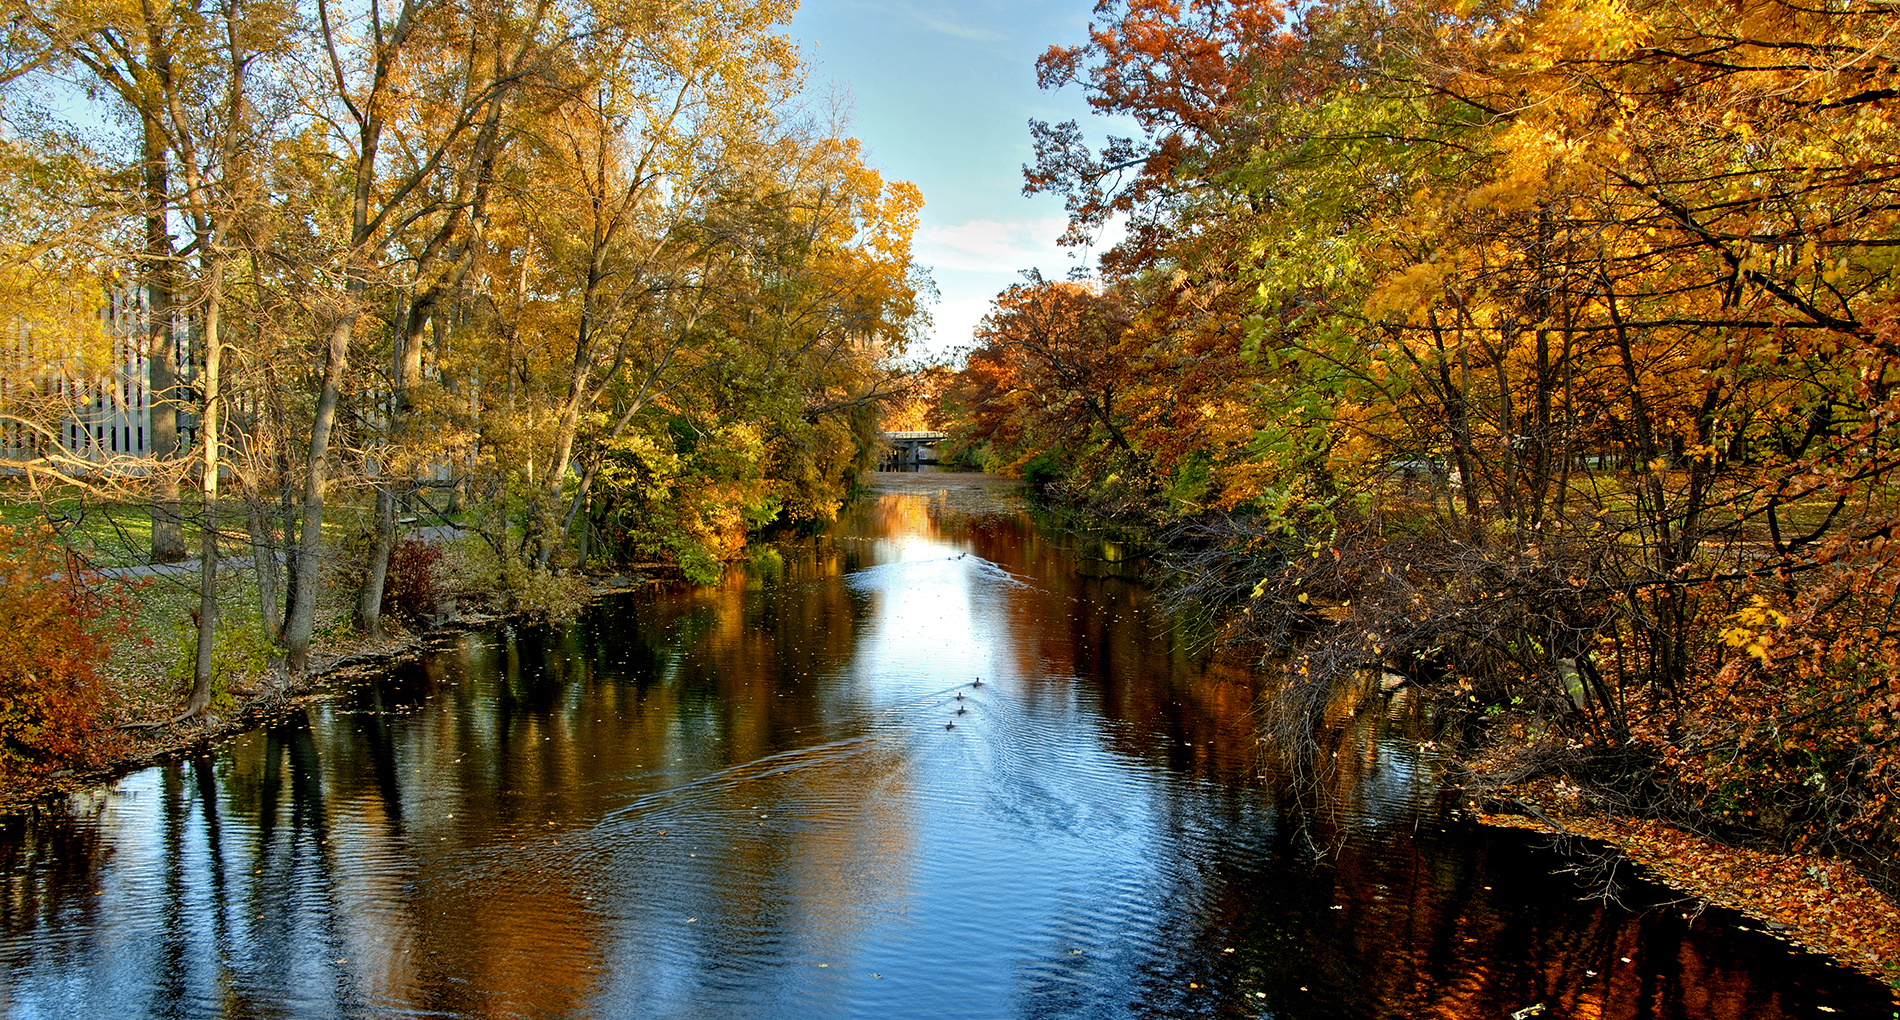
xmin=913 ymin=217 xmax=1075 ymax=273
xmin=930 ymin=293 xmax=1000 ymax=355
xmin=910 ymin=212 xmax=1130 ymax=356
xmin=903 ymin=6 xmax=1009 ymax=43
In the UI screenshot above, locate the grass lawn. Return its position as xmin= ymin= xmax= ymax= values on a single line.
xmin=0 ymin=483 xmax=465 ymax=568
xmin=0 ymin=497 xmax=158 ymax=567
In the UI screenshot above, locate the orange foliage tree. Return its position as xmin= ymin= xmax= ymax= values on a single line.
xmin=949 ymin=275 xmax=1142 ymax=485
xmin=0 ymin=526 xmax=125 ymax=782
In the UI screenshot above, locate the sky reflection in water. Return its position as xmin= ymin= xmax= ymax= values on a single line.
xmin=0 ymin=477 xmax=1889 ymax=1019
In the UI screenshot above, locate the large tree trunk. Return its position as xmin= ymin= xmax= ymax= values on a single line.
xmin=143 ymin=108 xmax=186 ymax=564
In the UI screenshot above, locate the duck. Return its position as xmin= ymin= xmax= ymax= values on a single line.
xmin=971 ymin=677 xmax=984 ymax=688
xmin=945 ymin=721 xmax=955 ymax=730
xmin=955 ymin=691 xmax=964 ymax=701
xmin=957 ymin=706 xmax=967 ymax=715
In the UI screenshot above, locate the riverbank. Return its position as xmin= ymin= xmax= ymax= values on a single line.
xmin=17 ymin=473 xmax=1877 ymax=1019
xmin=0 ymin=632 xmax=443 ymax=813
xmin=0 ymin=475 xmax=1004 ymax=813
xmin=0 ymin=571 xmax=652 ymax=815
xmin=3 ymin=478 xmax=1003 ymax=813
xmin=990 ymin=476 xmax=1900 ymax=995
xmin=1478 ymin=801 xmax=1900 ymax=995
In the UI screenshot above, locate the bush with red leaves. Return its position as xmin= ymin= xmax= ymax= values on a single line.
xmin=381 ymin=537 xmax=447 ymax=626
xmin=0 ymin=525 xmax=125 ymax=782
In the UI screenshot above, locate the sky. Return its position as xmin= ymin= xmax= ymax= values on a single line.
xmin=784 ymin=0 xmax=1129 ymax=362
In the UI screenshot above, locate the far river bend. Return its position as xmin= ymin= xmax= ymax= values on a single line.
xmin=1 ymin=473 xmax=1890 ymax=1019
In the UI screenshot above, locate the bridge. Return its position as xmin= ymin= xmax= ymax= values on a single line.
xmin=880 ymin=431 xmax=946 ymax=470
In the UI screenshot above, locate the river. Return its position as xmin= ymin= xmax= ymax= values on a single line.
xmin=0 ymin=474 xmax=1888 ymax=1018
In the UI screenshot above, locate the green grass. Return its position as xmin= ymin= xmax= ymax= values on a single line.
xmin=0 ymin=482 xmax=491 ymax=730
xmin=0 ymin=485 xmax=409 ymax=568
xmin=0 ymin=498 xmax=159 ymax=568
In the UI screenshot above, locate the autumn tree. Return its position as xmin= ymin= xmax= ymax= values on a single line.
xmin=263 ymin=0 xmax=562 ymax=668
xmin=0 ymin=131 xmax=120 ymax=486
xmin=548 ymin=125 xmax=927 ymax=579
xmin=3 ymin=0 xmax=924 ymax=727
xmin=974 ymin=0 xmax=1900 ymax=864
xmin=949 ymin=274 xmax=1147 ymax=494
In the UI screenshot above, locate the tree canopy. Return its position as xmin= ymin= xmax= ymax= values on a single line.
xmin=946 ymin=0 xmax=1900 ymax=870
xmin=0 ymin=0 xmax=929 ymax=702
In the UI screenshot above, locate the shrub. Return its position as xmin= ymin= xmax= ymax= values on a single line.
xmin=432 ymin=535 xmax=591 ymax=625
xmin=1020 ymin=450 xmax=1067 ymax=488
xmin=382 ymin=537 xmax=447 ymax=625
xmin=0 ymin=525 xmax=125 ymax=782
xmin=496 ymin=561 xmax=592 ymax=625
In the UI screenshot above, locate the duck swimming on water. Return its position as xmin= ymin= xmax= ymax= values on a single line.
xmin=957 ymin=706 xmax=967 ymax=715
xmin=945 ymin=721 xmax=956 ymax=730
xmin=971 ymin=677 xmax=984 ymax=688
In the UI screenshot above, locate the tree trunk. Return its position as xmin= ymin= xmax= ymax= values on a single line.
xmin=278 ymin=461 xmax=299 ymax=647
xmin=247 ymin=495 xmax=283 ymax=642
xmin=143 ymin=109 xmax=186 ymax=564
xmin=355 ymin=293 xmax=433 ymax=636
xmin=354 ymin=482 xmax=395 ymax=638
xmin=283 ymin=311 xmax=356 ymax=672
xmin=186 ymin=256 xmax=223 ymax=717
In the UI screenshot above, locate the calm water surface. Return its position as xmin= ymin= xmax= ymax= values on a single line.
xmin=1 ymin=476 xmax=1890 ymax=1019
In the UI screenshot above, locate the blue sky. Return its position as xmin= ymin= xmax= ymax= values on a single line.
xmin=786 ymin=0 xmax=1128 ymax=360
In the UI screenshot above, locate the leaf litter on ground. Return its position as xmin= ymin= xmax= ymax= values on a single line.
xmin=1481 ymin=798 xmax=1900 ymax=996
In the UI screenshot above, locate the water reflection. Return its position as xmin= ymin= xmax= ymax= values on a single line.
xmin=0 ymin=478 xmax=1888 ymax=1018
